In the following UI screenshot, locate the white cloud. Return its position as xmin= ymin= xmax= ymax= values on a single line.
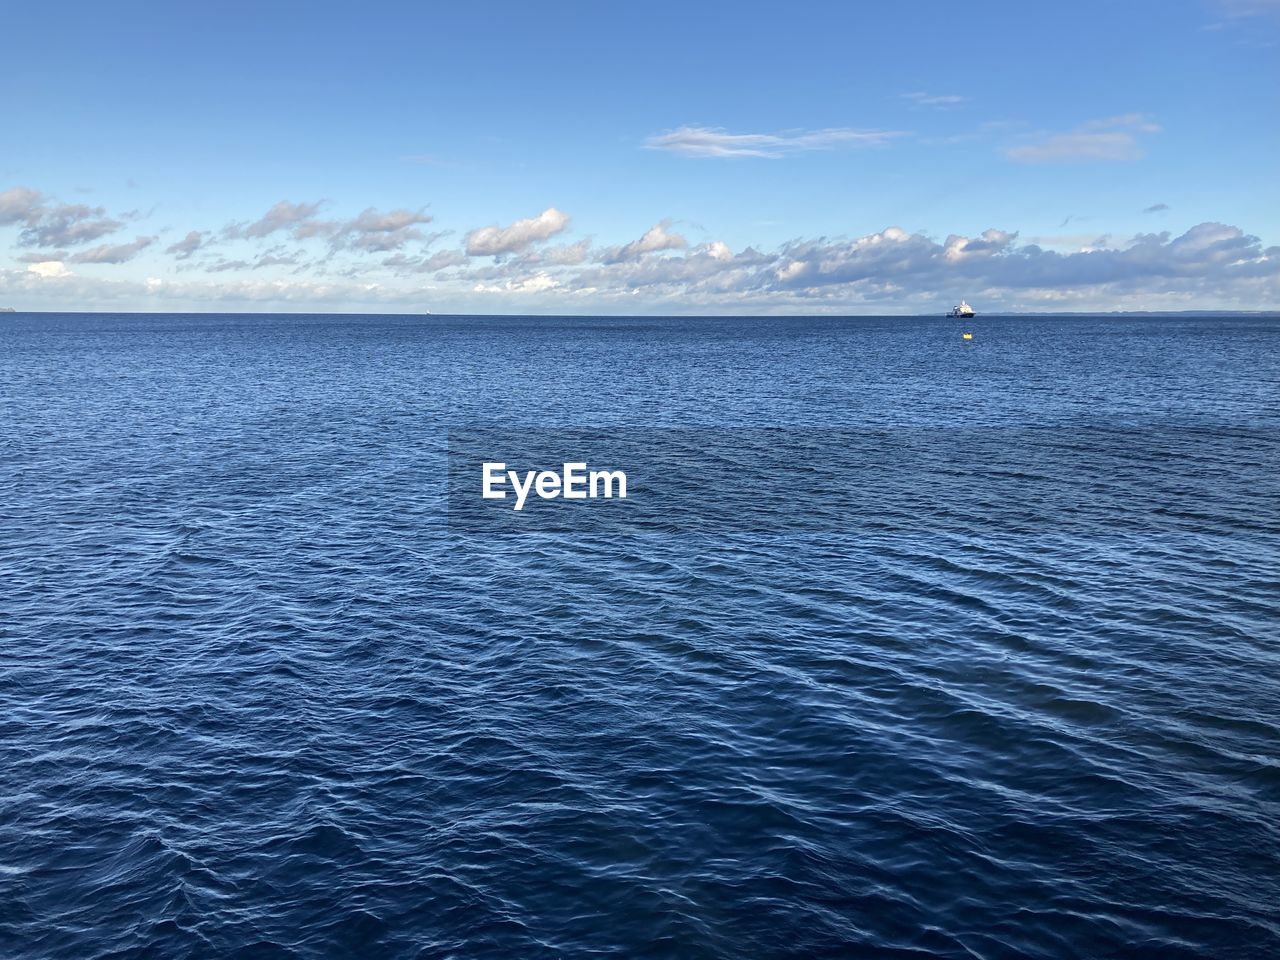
xmin=472 ymin=271 xmax=560 ymax=294
xmin=69 ymin=235 xmax=156 ymax=264
xmin=0 ymin=186 xmax=126 ymax=247
xmin=465 ymin=208 xmax=570 ymax=256
xmin=337 ymin=208 xmax=434 ymax=252
xmin=1007 ymin=114 xmax=1161 ymax=163
xmin=529 ymin=239 xmax=592 ymax=266
xmin=645 ymin=126 xmax=905 ymax=158
xmin=203 ymin=247 xmax=304 ymax=273
xmin=0 ymin=187 xmax=45 ymax=226
xmin=382 ymin=249 xmax=468 ymax=273
xmin=4 ymin=182 xmax=1277 ymax=312
xmin=4 ymin=218 xmax=1276 ymax=313
xmin=166 ymin=230 xmax=209 ymax=259
xmin=901 ymin=91 xmax=967 ymax=107
xmin=239 ymin=200 xmax=327 ymax=239
xmin=31 ymin=206 xmax=123 ymax=246
xmin=530 ymin=221 xmax=1278 ymax=312
xmin=26 ymin=260 xmax=70 ymax=278
xmin=942 ymin=228 xmax=1018 ymax=262
xmin=765 ymin=222 xmax=1276 ymax=299
xmin=600 ymin=220 xmax=688 ymax=263
xmin=224 ymin=202 xmax=436 ymax=254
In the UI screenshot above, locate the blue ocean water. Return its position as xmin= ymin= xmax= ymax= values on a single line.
xmin=1 ymin=312 xmax=1278 ymax=959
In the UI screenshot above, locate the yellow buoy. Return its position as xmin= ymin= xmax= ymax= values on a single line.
xmin=962 ymin=332 xmax=973 ymax=340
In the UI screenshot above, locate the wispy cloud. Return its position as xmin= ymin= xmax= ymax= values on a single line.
xmin=382 ymin=249 xmax=468 ymax=274
xmin=337 ymin=208 xmax=435 ymax=252
xmin=900 ymin=91 xmax=967 ymax=107
xmin=645 ymin=125 xmax=905 ymax=158
xmin=0 ymin=187 xmax=45 ymax=227
xmin=1217 ymin=0 xmax=1280 ymax=17
xmin=205 ymin=248 xmax=303 ymax=273
xmin=233 ymin=200 xmax=327 ymax=240
xmin=1007 ymin=114 xmax=1161 ymax=163
xmin=165 ymin=230 xmax=209 ymax=259
xmin=1143 ymin=203 xmax=1171 ymax=214
xmin=226 ymin=200 xmax=434 ymax=252
xmin=1 ymin=187 xmax=127 ymax=247
xmin=29 ymin=206 xmax=123 ymax=247
xmin=69 ymin=235 xmax=156 ymax=264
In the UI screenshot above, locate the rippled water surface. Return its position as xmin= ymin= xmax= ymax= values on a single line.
xmin=2 ymin=313 xmax=1278 ymax=959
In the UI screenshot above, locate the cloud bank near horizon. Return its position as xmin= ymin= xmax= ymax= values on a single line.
xmin=2 ymin=186 xmax=1277 ymax=314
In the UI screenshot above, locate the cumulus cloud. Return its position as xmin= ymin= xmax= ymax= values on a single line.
xmin=337 ymin=208 xmax=434 ymax=252
xmin=26 ymin=260 xmax=71 ymax=278
xmin=205 ymin=259 xmax=253 ymax=273
xmin=465 ymin=208 xmax=570 ymax=256
xmin=600 ymin=221 xmax=688 ymax=263
xmin=471 ymin=271 xmax=562 ymax=294
xmin=941 ymin=228 xmax=1019 ymax=262
xmin=0 ymin=187 xmax=125 ymax=247
xmin=4 ymin=220 xmax=1276 ymax=312
xmin=382 ymin=249 xmax=468 ymax=273
xmin=1 ymin=186 xmax=142 ymax=250
xmin=527 ymin=221 xmax=1278 ymax=313
xmin=0 ymin=187 xmax=45 ymax=226
xmin=27 ymin=205 xmax=123 ymax=246
xmin=5 ymin=181 xmax=1277 ymax=312
xmin=1007 ymin=114 xmax=1161 ymax=163
xmin=764 ymin=222 xmax=1278 ymax=300
xmin=204 ymin=248 xmax=304 ymax=272
xmin=69 ymin=236 xmax=157 ymax=264
xmin=255 ymin=252 xmax=300 ymax=269
xmin=166 ymin=230 xmax=209 ymax=259
xmin=645 ymin=125 xmax=905 ymax=158
xmin=528 ymin=239 xmax=592 ymax=266
xmin=227 ymin=200 xmax=435 ymax=253
xmin=237 ymin=200 xmax=327 ymax=239
xmin=568 ymin=241 xmax=767 ymax=294
xmin=470 ymin=239 xmax=593 ymax=272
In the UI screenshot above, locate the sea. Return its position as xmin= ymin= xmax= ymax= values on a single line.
xmin=1 ymin=312 xmax=1277 ymax=959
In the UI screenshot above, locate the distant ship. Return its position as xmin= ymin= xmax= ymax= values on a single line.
xmin=947 ymin=300 xmax=975 ymax=319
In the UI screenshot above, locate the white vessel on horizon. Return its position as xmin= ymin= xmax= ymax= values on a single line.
xmin=947 ymin=300 xmax=975 ymax=319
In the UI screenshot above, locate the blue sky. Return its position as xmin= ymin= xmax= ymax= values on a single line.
xmin=2 ymin=0 xmax=1277 ymax=312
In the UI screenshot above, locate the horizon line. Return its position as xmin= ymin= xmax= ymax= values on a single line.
xmin=3 ymin=308 xmax=1279 ymax=319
